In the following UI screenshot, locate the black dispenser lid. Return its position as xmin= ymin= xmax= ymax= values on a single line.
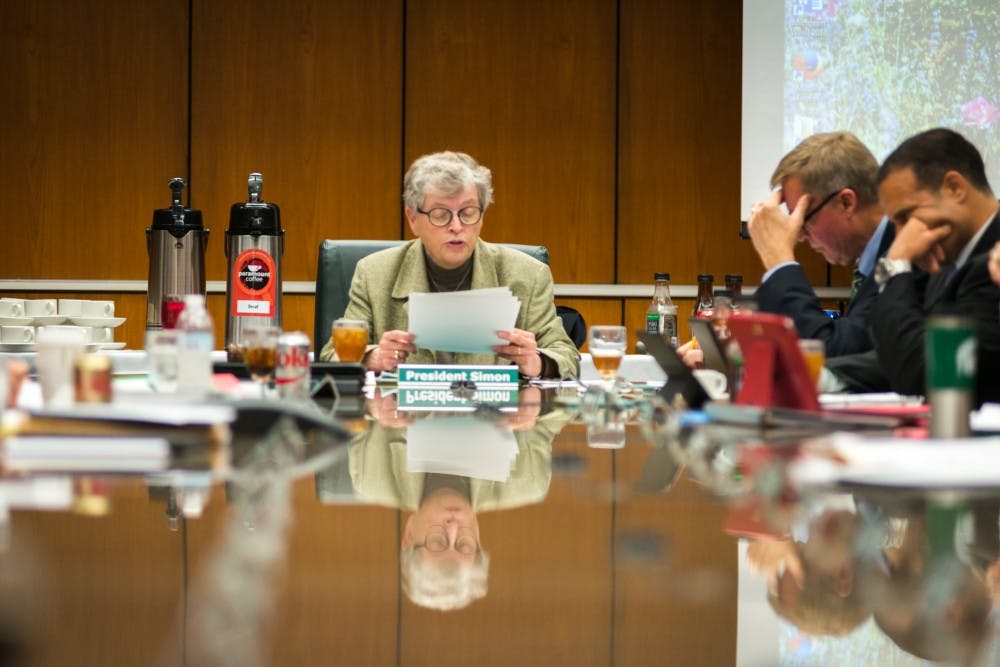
xmin=151 ymin=178 xmax=204 ymax=233
xmin=228 ymin=172 xmax=282 ymax=235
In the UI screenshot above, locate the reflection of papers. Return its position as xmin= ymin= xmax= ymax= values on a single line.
xmin=409 ymin=288 xmax=520 ymax=353
xmin=406 ymin=417 xmax=518 ymax=482
xmin=791 ymin=432 xmax=1000 ymax=488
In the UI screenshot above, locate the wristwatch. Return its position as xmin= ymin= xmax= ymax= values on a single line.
xmin=874 ymin=257 xmax=912 ymax=292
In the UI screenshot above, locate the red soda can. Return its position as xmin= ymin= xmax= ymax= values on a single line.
xmin=275 ymin=331 xmax=311 ymax=400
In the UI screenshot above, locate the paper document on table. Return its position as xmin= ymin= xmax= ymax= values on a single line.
xmin=972 ymin=403 xmax=1000 ymax=432
xmin=409 ymin=288 xmax=520 ymax=354
xmin=406 ymin=417 xmax=518 ymax=482
xmin=790 ymin=432 xmax=1000 ymax=489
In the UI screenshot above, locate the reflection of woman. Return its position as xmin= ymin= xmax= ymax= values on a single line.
xmin=340 ymin=405 xmax=571 ymax=610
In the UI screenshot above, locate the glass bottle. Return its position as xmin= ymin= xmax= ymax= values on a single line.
xmin=176 ymin=294 xmax=215 ymax=397
xmin=712 ymin=288 xmax=732 ymax=342
xmin=694 ymin=274 xmax=715 ymax=319
xmin=725 ymin=274 xmax=743 ymax=308
xmin=645 ymin=272 xmax=678 ymax=346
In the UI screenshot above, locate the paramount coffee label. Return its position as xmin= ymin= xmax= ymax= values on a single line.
xmin=230 ymin=248 xmax=276 ymax=317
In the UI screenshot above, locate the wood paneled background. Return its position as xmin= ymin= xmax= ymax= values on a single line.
xmin=0 ymin=0 xmax=848 ymax=351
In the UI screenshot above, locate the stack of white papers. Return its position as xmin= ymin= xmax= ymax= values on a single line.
xmin=406 ymin=417 xmax=519 ymax=482
xmin=790 ymin=432 xmax=1000 ymax=489
xmin=3 ymin=436 xmax=170 ymax=473
xmin=409 ymin=288 xmax=520 ymax=353
xmin=971 ymin=402 xmax=1000 ymax=432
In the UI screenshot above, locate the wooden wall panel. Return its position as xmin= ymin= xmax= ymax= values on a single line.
xmin=619 ymin=0 xmax=768 ymax=285
xmin=405 ymin=0 xmax=617 ymax=284
xmin=0 ymin=0 xmax=188 ymax=280
xmin=190 ymin=0 xmax=404 ymax=283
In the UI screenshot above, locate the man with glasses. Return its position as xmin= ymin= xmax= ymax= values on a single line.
xmin=319 ymin=150 xmax=578 ymax=379
xmin=747 ymin=132 xmax=894 ymax=356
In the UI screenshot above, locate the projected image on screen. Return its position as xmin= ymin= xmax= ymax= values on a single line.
xmin=785 ymin=0 xmax=1000 ymax=170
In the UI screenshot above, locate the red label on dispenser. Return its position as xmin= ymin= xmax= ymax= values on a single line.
xmin=231 ymin=248 xmax=276 ymax=317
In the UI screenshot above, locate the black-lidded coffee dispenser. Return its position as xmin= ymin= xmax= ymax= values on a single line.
xmin=146 ymin=178 xmax=209 ymax=330
xmin=224 ymin=173 xmax=284 ymax=359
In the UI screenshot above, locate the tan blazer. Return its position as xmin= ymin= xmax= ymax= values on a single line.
xmin=319 ymin=238 xmax=579 ymax=378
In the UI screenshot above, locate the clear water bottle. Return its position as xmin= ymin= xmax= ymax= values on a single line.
xmin=176 ymin=294 xmax=214 ymax=396
xmin=645 ymin=272 xmax=678 ymax=346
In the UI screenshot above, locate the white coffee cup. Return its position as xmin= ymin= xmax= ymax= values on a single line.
xmin=693 ymin=368 xmax=729 ymax=400
xmin=58 ymin=299 xmax=85 ymax=316
xmin=0 ymin=325 xmax=35 ymax=344
xmin=0 ymin=299 xmax=24 ymax=318
xmin=36 ymin=326 xmax=88 ymax=407
xmin=89 ymin=327 xmax=114 ymax=343
xmin=24 ymin=299 xmax=57 ymax=317
xmin=37 ymin=324 xmax=91 ymax=343
xmin=82 ymin=300 xmax=115 ymax=318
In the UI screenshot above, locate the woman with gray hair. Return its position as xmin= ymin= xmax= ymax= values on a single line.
xmin=320 ymin=150 xmax=578 ymax=379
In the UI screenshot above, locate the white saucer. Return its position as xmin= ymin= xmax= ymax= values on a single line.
xmin=0 ymin=316 xmax=33 ymax=326
xmin=0 ymin=342 xmax=114 ymax=354
xmin=32 ymin=315 xmax=68 ymax=325
xmin=70 ymin=317 xmax=126 ymax=328
xmin=97 ymin=342 xmax=126 ymax=350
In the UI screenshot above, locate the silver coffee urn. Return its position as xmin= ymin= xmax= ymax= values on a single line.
xmin=224 ymin=172 xmax=284 ymax=360
xmin=146 ymin=178 xmax=209 ymax=330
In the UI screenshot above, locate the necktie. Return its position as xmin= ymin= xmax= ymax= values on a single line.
xmin=850 ymin=269 xmax=865 ymax=301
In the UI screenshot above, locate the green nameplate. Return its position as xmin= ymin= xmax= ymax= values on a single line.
xmin=397 ymin=386 xmax=520 ymax=411
xmin=396 ymin=364 xmax=519 ymax=386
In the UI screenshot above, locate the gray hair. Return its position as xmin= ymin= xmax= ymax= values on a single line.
xmin=402 ymin=151 xmax=494 ymax=212
xmin=770 ymin=132 xmax=880 ymax=207
xmin=400 ymin=545 xmax=490 ymax=611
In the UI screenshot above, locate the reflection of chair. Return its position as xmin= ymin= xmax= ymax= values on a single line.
xmin=314 ymin=240 xmax=558 ymax=352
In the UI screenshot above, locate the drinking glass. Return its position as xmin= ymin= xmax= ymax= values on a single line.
xmin=798 ymin=338 xmax=825 ymax=389
xmin=332 ymin=319 xmax=370 ymax=363
xmin=243 ymin=326 xmax=280 ymax=397
xmin=145 ymin=330 xmax=180 ymax=393
xmin=588 ymin=325 xmax=627 ymax=384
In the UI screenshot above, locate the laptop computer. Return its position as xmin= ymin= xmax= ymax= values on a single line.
xmin=636 ymin=330 xmax=711 ymax=409
xmin=687 ymin=317 xmax=730 ymax=374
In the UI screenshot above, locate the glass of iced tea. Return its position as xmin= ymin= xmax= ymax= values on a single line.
xmin=332 ymin=318 xmax=370 ymax=363
xmin=243 ymin=325 xmax=280 ymax=397
xmin=798 ymin=338 xmax=825 ymax=389
xmin=588 ymin=325 xmax=627 ymax=385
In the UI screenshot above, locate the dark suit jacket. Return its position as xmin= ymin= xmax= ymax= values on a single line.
xmin=870 ymin=213 xmax=1000 ymax=406
xmin=755 ymin=223 xmax=895 ymax=357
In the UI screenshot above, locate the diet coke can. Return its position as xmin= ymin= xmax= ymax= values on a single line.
xmin=275 ymin=331 xmax=311 ymax=401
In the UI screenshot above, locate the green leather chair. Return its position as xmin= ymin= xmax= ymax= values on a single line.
xmin=313 ymin=239 xmax=551 ymax=352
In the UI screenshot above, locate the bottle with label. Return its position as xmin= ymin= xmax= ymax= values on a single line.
xmin=694 ymin=274 xmax=715 ymax=319
xmin=724 ymin=274 xmax=743 ymax=308
xmin=176 ymin=294 xmax=215 ymax=396
xmin=645 ymin=272 xmax=679 ymax=346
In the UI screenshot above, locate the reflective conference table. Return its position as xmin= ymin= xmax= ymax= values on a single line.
xmin=0 ymin=382 xmax=998 ymax=667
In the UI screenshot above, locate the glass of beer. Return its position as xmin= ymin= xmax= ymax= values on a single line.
xmin=243 ymin=325 xmax=280 ymax=397
xmin=798 ymin=338 xmax=825 ymax=389
xmin=332 ymin=318 xmax=370 ymax=363
xmin=588 ymin=325 xmax=627 ymax=385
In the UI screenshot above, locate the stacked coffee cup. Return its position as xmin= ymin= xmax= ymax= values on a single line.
xmin=0 ymin=298 xmax=124 ymax=349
